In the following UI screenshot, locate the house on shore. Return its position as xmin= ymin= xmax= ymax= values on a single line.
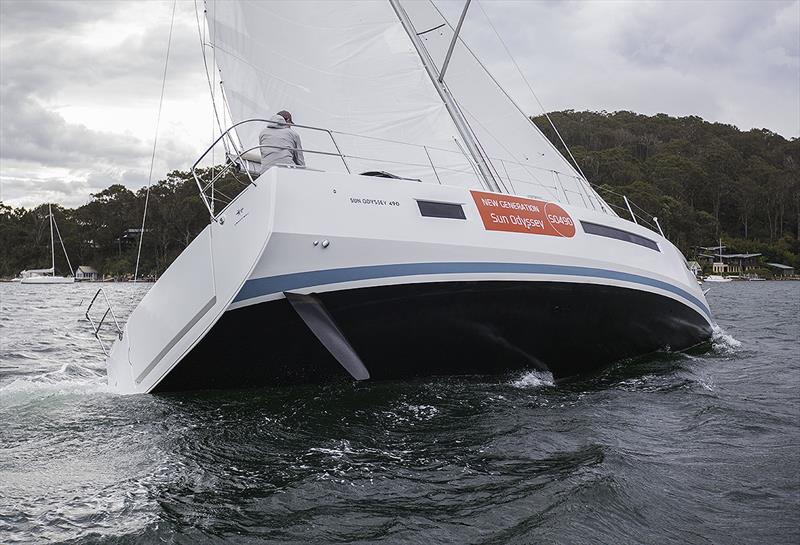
xmin=766 ymin=263 xmax=796 ymax=278
xmin=697 ymin=246 xmax=762 ymax=275
xmin=687 ymin=261 xmax=702 ymax=277
xmin=75 ymin=266 xmax=99 ymax=282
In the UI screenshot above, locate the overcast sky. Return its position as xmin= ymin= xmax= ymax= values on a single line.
xmin=1 ymin=0 xmax=797 ymax=209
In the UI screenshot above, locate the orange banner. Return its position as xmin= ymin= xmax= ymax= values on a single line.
xmin=470 ymin=191 xmax=575 ymax=238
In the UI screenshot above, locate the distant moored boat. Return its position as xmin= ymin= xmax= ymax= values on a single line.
xmin=19 ymin=204 xmax=74 ymax=285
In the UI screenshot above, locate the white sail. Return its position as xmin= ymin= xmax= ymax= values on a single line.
xmin=206 ymin=0 xmax=476 ymax=187
xmin=206 ymin=0 xmax=611 ymax=210
xmin=399 ymin=1 xmax=610 ymax=210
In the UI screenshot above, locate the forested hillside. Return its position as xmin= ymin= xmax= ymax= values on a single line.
xmin=532 ymin=110 xmax=799 ymax=264
xmin=1 ymin=111 xmax=798 ymax=279
xmin=0 ymin=170 xmax=215 ymax=279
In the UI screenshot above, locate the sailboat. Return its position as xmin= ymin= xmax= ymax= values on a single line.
xmin=704 ymin=238 xmax=732 ymax=283
xmin=20 ymin=204 xmax=75 ymax=285
xmin=98 ymin=0 xmax=713 ymax=394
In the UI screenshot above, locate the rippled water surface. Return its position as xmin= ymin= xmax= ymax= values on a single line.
xmin=1 ymin=281 xmax=798 ymax=544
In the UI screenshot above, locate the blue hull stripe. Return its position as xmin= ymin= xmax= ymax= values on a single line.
xmin=233 ymin=262 xmax=712 ymax=321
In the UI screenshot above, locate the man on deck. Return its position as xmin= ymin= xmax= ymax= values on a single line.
xmin=259 ymin=110 xmax=305 ymax=172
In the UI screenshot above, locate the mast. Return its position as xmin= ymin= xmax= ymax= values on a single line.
xmin=52 ymin=212 xmax=75 ymax=277
xmin=389 ymin=0 xmax=501 ymax=193
xmin=49 ymin=204 xmax=55 ymax=277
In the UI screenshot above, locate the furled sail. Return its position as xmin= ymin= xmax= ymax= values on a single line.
xmin=205 ymin=0 xmax=611 ymax=211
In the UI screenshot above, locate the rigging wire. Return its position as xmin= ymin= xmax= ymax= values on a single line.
xmin=591 ymin=184 xmax=660 ymax=231
xmin=474 ymin=1 xmax=584 ymax=176
xmin=426 ymin=0 xmax=573 ymax=202
xmin=133 ymin=0 xmax=177 ymax=283
xmin=458 ymin=100 xmax=561 ymax=201
xmin=196 ymin=0 xmax=241 ymax=217
xmin=211 ymin=0 xmax=216 ymax=214
xmin=474 ymin=0 xmax=610 ymax=212
xmin=51 ymin=213 xmax=74 ymax=276
xmin=193 ymin=0 xmax=229 ymax=153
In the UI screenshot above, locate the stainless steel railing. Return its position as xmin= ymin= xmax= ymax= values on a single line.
xmin=85 ymin=288 xmax=123 ymax=355
xmin=190 ymin=118 xmax=624 ymax=223
xmin=592 ymin=186 xmax=666 ymax=237
xmin=191 ymin=119 xmax=351 ymax=217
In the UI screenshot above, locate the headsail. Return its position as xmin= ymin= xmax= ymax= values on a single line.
xmin=398 ymin=1 xmax=610 ymax=211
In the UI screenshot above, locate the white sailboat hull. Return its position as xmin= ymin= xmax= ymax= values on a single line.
xmin=20 ymin=276 xmax=75 ymax=284
xmin=106 ymin=168 xmax=713 ymax=394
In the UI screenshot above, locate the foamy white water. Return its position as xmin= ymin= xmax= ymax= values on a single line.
xmin=711 ymin=324 xmax=743 ymax=353
xmin=1 ymin=281 xmax=798 ymax=545
xmin=511 ymin=369 xmax=555 ymax=389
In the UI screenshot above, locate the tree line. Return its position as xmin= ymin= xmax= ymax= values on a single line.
xmin=533 ymin=110 xmax=799 ymax=266
xmin=0 ymin=168 xmax=241 ymax=279
xmin=1 ymin=111 xmax=798 ymax=279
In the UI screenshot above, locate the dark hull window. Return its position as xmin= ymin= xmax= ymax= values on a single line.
xmin=417 ymin=200 xmax=466 ymax=220
xmin=581 ymin=221 xmax=660 ymax=252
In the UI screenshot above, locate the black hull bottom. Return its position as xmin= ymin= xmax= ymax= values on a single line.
xmin=154 ymin=281 xmax=712 ymax=392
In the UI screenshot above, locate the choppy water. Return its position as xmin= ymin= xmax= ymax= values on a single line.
xmin=0 ymin=281 xmax=798 ymax=544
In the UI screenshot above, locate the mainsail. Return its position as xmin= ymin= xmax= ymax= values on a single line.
xmin=205 ymin=0 xmax=611 ymax=210
xmin=206 ymin=0 xmax=475 ymax=186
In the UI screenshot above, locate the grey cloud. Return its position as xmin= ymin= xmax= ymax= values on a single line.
xmin=1 ymin=158 xmax=180 ymax=209
xmin=0 ymin=86 xmax=151 ymax=168
xmin=0 ymin=1 xmax=120 ymax=35
xmin=19 ymin=178 xmax=77 ymax=196
xmin=1 ymin=1 xmax=207 ymax=208
xmin=0 ymin=84 xmax=197 ymax=209
xmin=1 ymin=166 xmax=96 ymax=208
xmin=612 ymin=3 xmax=773 ymax=67
xmin=1 ymin=6 xmax=202 ymax=101
xmin=610 ymin=0 xmax=798 ymax=90
xmin=451 ymin=0 xmax=799 ymax=138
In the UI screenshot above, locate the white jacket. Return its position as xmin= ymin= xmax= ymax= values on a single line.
xmin=258 ymin=115 xmax=305 ymax=172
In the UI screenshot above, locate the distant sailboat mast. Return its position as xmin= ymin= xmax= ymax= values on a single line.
xmin=20 ymin=204 xmax=74 ymax=284
xmin=49 ymin=204 xmax=55 ymax=277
